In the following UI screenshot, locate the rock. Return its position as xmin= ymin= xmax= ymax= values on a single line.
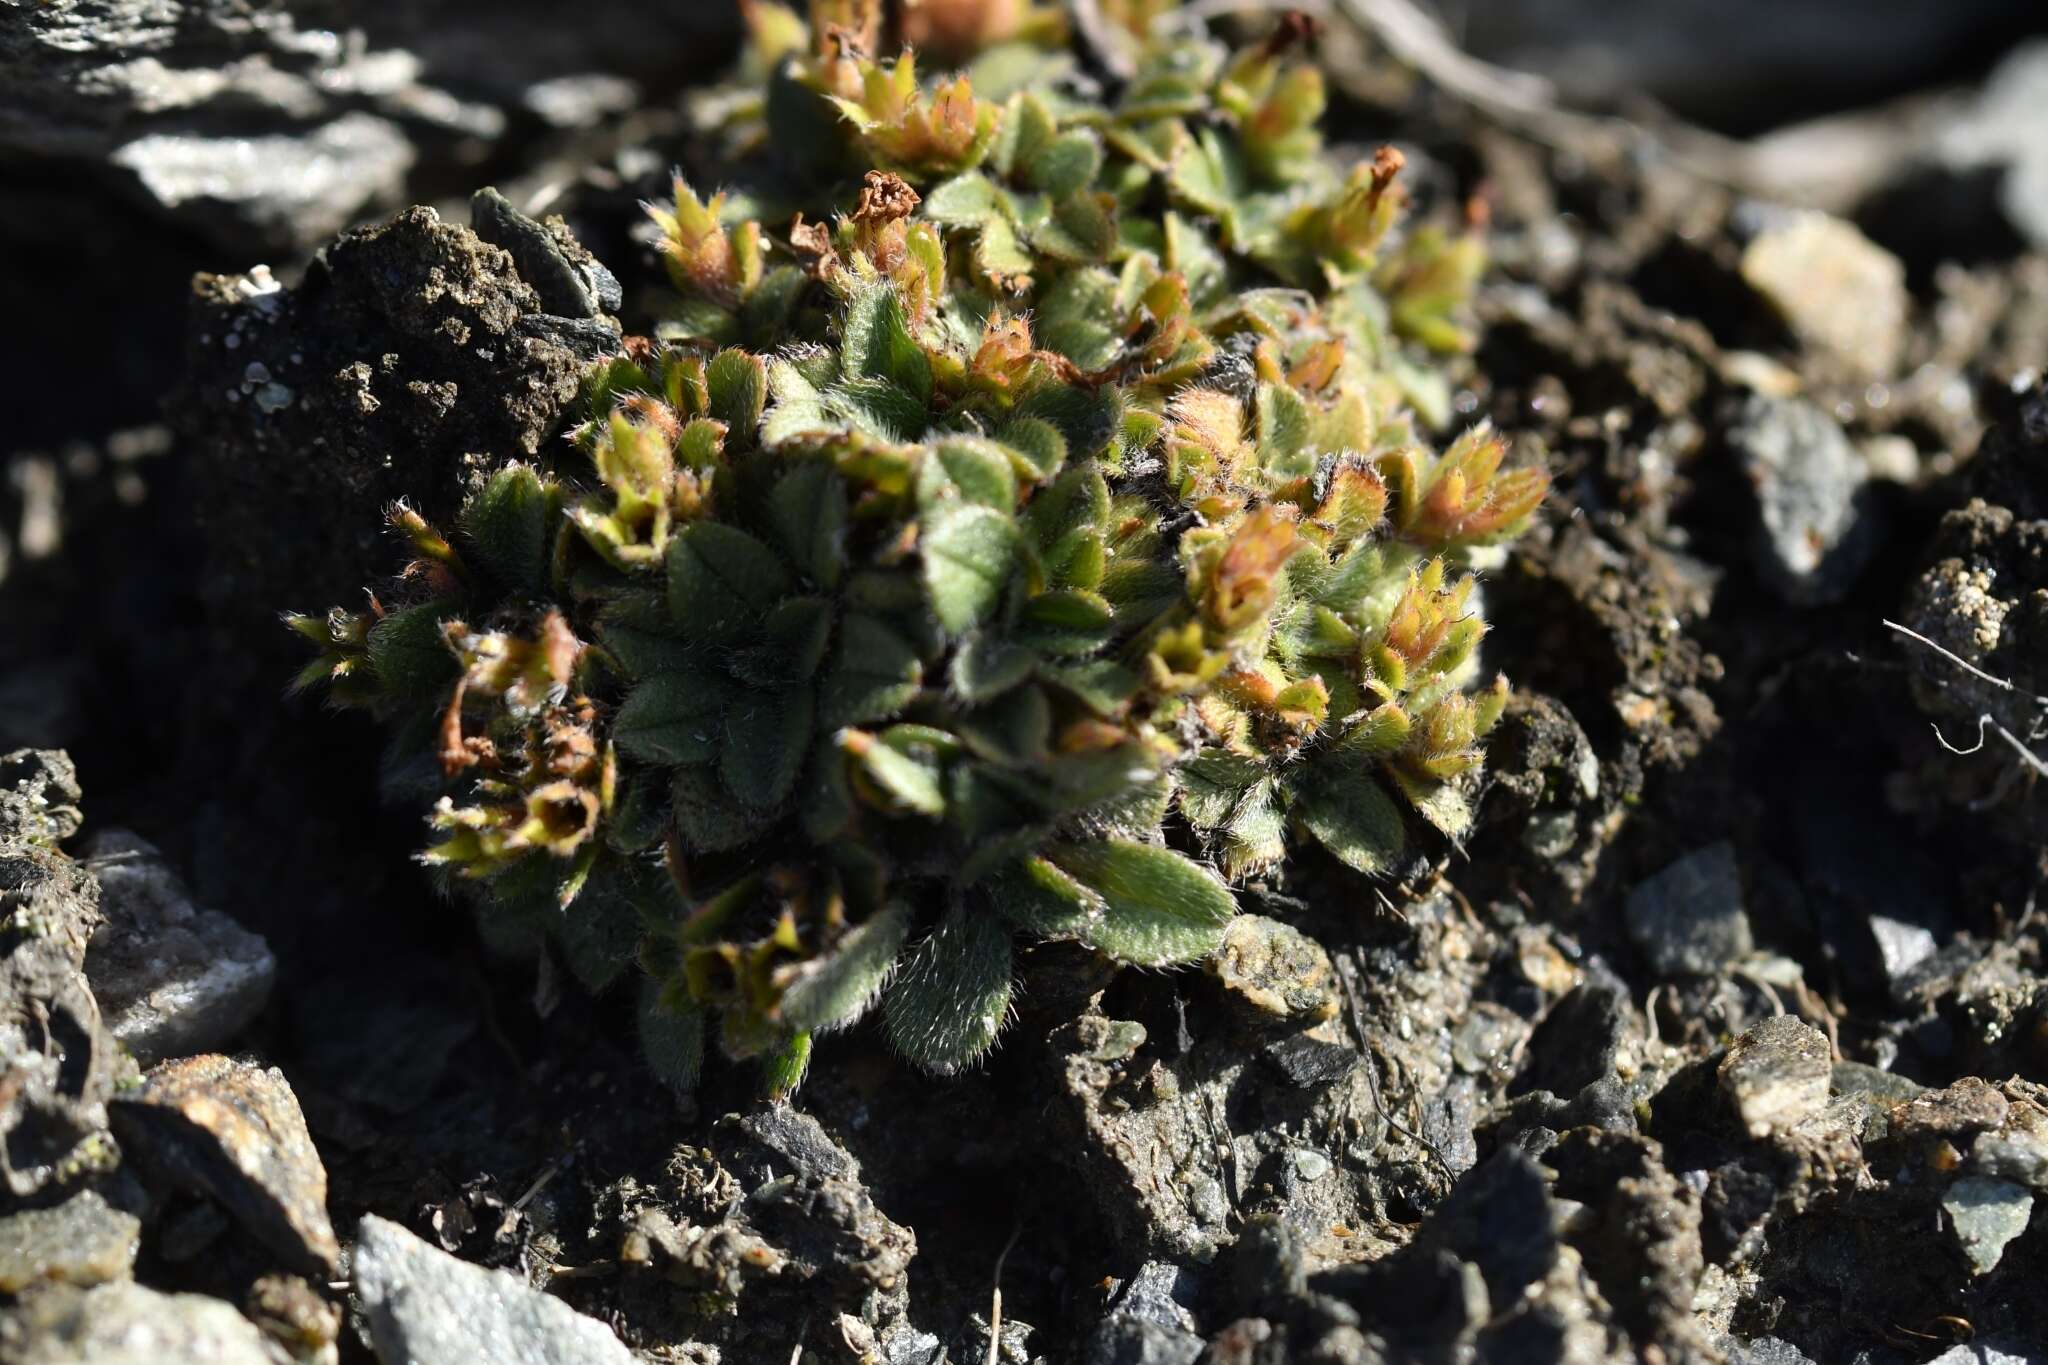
xmin=109 ymin=1053 xmax=339 ymax=1276
xmin=0 ymin=1191 xmax=140 ymax=1292
xmin=80 ymin=830 xmax=276 ymax=1065
xmin=470 ymin=187 xmax=622 ymax=321
xmin=1084 ymin=1317 xmax=1204 ymax=1365
xmin=353 ymin=1214 xmax=638 ymax=1365
xmin=173 ymin=199 xmax=622 ymax=647
xmin=111 ymin=113 xmax=416 ymax=253
xmin=711 ymin=1111 xmax=917 ymax=1327
xmin=1208 ymin=915 xmax=1338 ymax=1032
xmin=1725 ymin=1337 xmax=1819 ymax=1365
xmin=0 ymin=750 xmax=82 ymax=848
xmin=1940 ymin=1175 xmax=2034 ymax=1276
xmin=243 ymin=1273 xmax=341 ymax=1365
xmin=1052 ymin=1017 xmax=1236 ymax=1263
xmin=1738 ymin=212 xmax=1907 ymax=379
xmin=952 ymin=1312 xmax=1036 ymax=1365
xmin=1718 ymin=1017 xmax=1831 ymax=1138
xmin=1106 ymin=1261 xmax=1199 ymax=1333
xmin=0 ymin=1279 xmax=281 ymax=1364
xmin=1939 ymin=40 xmax=2048 ymax=250
xmin=1728 ymin=394 xmax=1878 ymax=606
xmin=0 ymin=758 xmax=119 ymax=1201
xmin=1259 ymin=1033 xmax=1359 ymax=1089
xmin=1928 ymin=1340 xmax=2042 ymax=1365
xmin=1624 ymin=842 xmax=1754 ymax=977
xmin=1512 ymin=981 xmax=1638 ymax=1100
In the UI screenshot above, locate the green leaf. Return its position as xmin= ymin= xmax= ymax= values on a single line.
xmin=671 ymin=765 xmax=760 ymax=854
xmin=1295 ymin=763 xmax=1407 ymax=876
xmin=779 ymin=902 xmax=912 ymax=1033
xmin=821 ymin=613 xmax=923 ymax=727
xmin=923 ymin=171 xmax=1007 ymax=226
xmin=759 ymin=596 xmax=834 ymax=680
xmin=613 ymin=670 xmax=729 ymax=766
xmin=923 ymin=438 xmax=1019 ymax=510
xmin=1025 ymin=130 xmax=1104 ymax=197
xmin=986 ymin=856 xmax=1102 ymax=937
xmin=850 ymin=730 xmax=947 ymax=817
xmin=1257 ymin=381 xmax=1314 ymax=478
xmin=706 ymin=349 xmax=767 ymax=445
xmin=763 ymin=1030 xmax=812 ymax=1099
xmin=841 ymin=285 xmax=932 ymax=408
xmin=1022 ymin=588 xmax=1114 ymax=633
xmin=720 ymin=683 xmax=814 ymax=810
xmin=666 ymin=522 xmax=790 ymax=642
xmin=993 ymin=417 xmax=1068 ymax=479
xmin=922 ymin=502 xmax=1022 ymax=632
xmin=1177 ymin=749 xmax=1267 ymax=832
xmin=1034 ymin=268 xmax=1123 ymax=372
xmin=1044 ymin=838 xmax=1236 ymax=966
xmin=949 ymin=634 xmax=1035 ymax=701
xmin=462 ymin=464 xmax=554 ymax=595
xmin=1041 ymin=658 xmax=1139 ymax=715
xmin=638 ymin=979 xmax=704 ymax=1096
xmin=768 ymin=461 xmax=848 ymax=589
xmin=885 ymin=907 xmax=1014 ymax=1073
xmin=366 ymin=601 xmax=460 ymax=702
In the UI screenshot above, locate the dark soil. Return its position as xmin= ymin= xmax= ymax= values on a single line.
xmin=5 ymin=6 xmax=2048 ymax=1365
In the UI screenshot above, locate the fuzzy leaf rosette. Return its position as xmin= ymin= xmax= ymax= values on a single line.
xmin=288 ymin=0 xmax=1544 ymax=1093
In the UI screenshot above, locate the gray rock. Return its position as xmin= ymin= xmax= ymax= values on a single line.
xmin=0 ymin=1279 xmax=280 ymax=1364
xmin=1084 ymin=1317 xmax=1205 ymax=1365
xmin=0 ymin=761 xmax=120 ymax=1201
xmin=1724 ymin=1337 xmax=1820 ymax=1365
xmin=110 ymin=112 xmax=416 ymax=252
xmin=1718 ymin=1017 xmax=1831 ymax=1138
xmin=470 ymin=187 xmax=622 ymax=320
xmin=1940 ymin=40 xmax=2048 ymax=250
xmin=1868 ymin=914 xmax=1939 ymax=986
xmin=1928 ymin=1339 xmax=2042 ymax=1365
xmin=879 ymin=1323 xmax=945 ymax=1365
xmin=80 ymin=830 xmax=275 ymax=1065
xmin=0 ymin=1190 xmax=140 ymax=1292
xmin=353 ymin=1214 xmax=638 ymax=1365
xmin=1625 ymin=842 xmax=1753 ymax=977
xmin=1106 ymin=1261 xmax=1199 ymax=1333
xmin=1728 ymin=394 xmax=1878 ymax=606
xmin=109 ymin=1053 xmax=339 ymax=1276
xmin=1940 ymin=1176 xmax=2035 ymax=1276
xmin=1738 ymin=212 xmax=1908 ymax=379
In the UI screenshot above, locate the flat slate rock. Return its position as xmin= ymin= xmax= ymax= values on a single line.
xmin=353 ymin=1214 xmax=638 ymax=1365
xmin=0 ymin=1190 xmax=140 ymax=1292
xmin=0 ymin=1279 xmax=279 ymax=1365
xmin=81 ymin=830 xmax=276 ymax=1066
xmin=109 ymin=1053 xmax=338 ymax=1276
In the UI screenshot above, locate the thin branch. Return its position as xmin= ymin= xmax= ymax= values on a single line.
xmin=1884 ymin=619 xmax=2048 ymax=708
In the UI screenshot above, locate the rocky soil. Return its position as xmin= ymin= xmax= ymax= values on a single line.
xmin=5 ymin=3 xmax=2048 ymax=1363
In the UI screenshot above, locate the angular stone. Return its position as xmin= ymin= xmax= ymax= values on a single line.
xmin=1624 ymin=842 xmax=1753 ymax=977
xmin=354 ymin=1214 xmax=638 ymax=1365
xmin=1718 ymin=1017 xmax=1831 ymax=1138
xmin=1727 ymin=394 xmax=1877 ymax=607
xmin=81 ymin=830 xmax=276 ymax=1066
xmin=0 ymin=1190 xmax=140 ymax=1292
xmin=1740 ymin=211 xmax=1907 ymax=379
xmin=109 ymin=1054 xmax=338 ymax=1276
xmin=1940 ymin=1175 xmax=2034 ymax=1276
xmin=0 ymin=1279 xmax=280 ymax=1364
